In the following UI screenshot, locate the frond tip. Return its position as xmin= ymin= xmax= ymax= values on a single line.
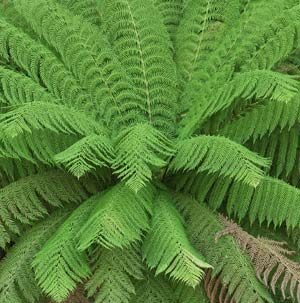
xmin=78 ymin=183 xmax=153 ymax=250
xmin=54 ymin=134 xmax=115 ymax=178
xmin=169 ymin=135 xmax=270 ymax=186
xmin=112 ymin=123 xmax=175 ymax=191
xmin=143 ymin=190 xmax=212 ymax=287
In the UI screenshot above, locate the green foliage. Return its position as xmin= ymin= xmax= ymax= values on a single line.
xmin=33 ymin=197 xmax=99 ymax=302
xmin=0 ymin=170 xmax=93 ymax=248
xmin=79 ymin=183 xmax=153 ymax=250
xmin=86 ymin=245 xmax=144 ymax=303
xmin=54 ymin=134 xmax=115 ymax=178
xmin=1 ymin=0 xmax=300 ymax=303
xmin=0 ymin=210 xmax=70 ymax=303
xmin=143 ymin=190 xmax=211 ymax=287
xmin=169 ymin=135 xmax=270 ymax=186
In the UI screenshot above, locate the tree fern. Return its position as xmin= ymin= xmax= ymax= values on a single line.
xmin=1 ymin=1 xmax=300 ymax=302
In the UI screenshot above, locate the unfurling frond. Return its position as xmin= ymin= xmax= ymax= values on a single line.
xmin=79 ymin=183 xmax=153 ymax=250
xmin=112 ymin=123 xmax=175 ymax=191
xmin=33 ymin=196 xmax=101 ymax=302
xmin=0 ymin=102 xmax=104 ymax=138
xmin=54 ymin=135 xmax=115 ymax=178
xmin=87 ymin=245 xmax=143 ymax=303
xmin=0 ymin=170 xmax=93 ymax=248
xmin=143 ymin=190 xmax=211 ymax=287
xmin=175 ymin=194 xmax=273 ymax=303
xmin=218 ymin=217 xmax=300 ymax=302
xmin=0 ymin=210 xmax=69 ymax=303
xmin=169 ymin=135 xmax=270 ymax=187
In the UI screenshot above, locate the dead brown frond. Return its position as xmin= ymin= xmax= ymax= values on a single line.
xmin=216 ymin=216 xmax=300 ymax=302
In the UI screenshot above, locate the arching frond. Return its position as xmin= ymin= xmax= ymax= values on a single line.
xmin=133 ymin=273 xmax=174 ymax=303
xmin=33 ymin=196 xmax=99 ymax=302
xmin=58 ymin=0 xmax=102 ymax=26
xmin=169 ymin=135 xmax=270 ymax=186
xmin=101 ymin=0 xmax=178 ymax=134
xmin=151 ymin=0 xmax=184 ymax=43
xmin=0 ymin=170 xmax=94 ymax=248
xmin=219 ymin=95 xmax=300 ymax=143
xmin=0 ymin=17 xmax=91 ymax=110
xmin=0 ymin=66 xmax=58 ymax=105
xmin=175 ymin=194 xmax=273 ymax=303
xmin=79 ymin=183 xmax=153 ymax=250
xmin=0 ymin=210 xmax=70 ymax=303
xmin=0 ymin=102 xmax=104 ymax=138
xmin=54 ymin=134 xmax=115 ymax=178
xmin=14 ymin=0 xmax=140 ymax=126
xmin=180 ymin=70 xmax=299 ymax=138
xmin=143 ymin=190 xmax=211 ymax=287
xmin=112 ymin=123 xmax=175 ymax=192
xmin=87 ymin=245 xmax=143 ymax=303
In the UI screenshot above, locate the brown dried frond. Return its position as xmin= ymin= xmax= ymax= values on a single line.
xmin=216 ymin=216 xmax=300 ymax=302
xmin=204 ymin=269 xmax=236 ymax=303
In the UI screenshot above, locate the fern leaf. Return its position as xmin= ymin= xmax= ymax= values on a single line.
xmin=0 ymin=17 xmax=91 ymax=110
xmin=0 ymin=209 xmax=70 ymax=303
xmin=112 ymin=123 xmax=175 ymax=192
xmin=33 ymin=196 xmax=100 ymax=302
xmin=87 ymin=245 xmax=143 ymax=303
xmin=0 ymin=170 xmax=93 ymax=248
xmin=174 ymin=283 xmax=210 ymax=303
xmin=0 ymin=66 xmax=58 ymax=105
xmin=133 ymin=273 xmax=174 ymax=303
xmin=58 ymin=0 xmax=102 ymax=26
xmin=54 ymin=134 xmax=115 ymax=178
xmin=101 ymin=0 xmax=178 ymax=134
xmin=175 ymin=194 xmax=273 ymax=303
xmin=169 ymin=135 xmax=270 ymax=187
xmin=151 ymin=0 xmax=184 ymax=43
xmin=0 ymin=102 xmax=104 ymax=138
xmin=14 ymin=0 xmax=141 ymax=126
xmin=143 ymin=190 xmax=211 ymax=287
xmin=78 ymin=183 xmax=153 ymax=250
xmin=219 ymin=96 xmax=300 ymax=144
xmin=180 ymin=70 xmax=299 ymax=138
xmin=218 ymin=217 xmax=300 ymax=302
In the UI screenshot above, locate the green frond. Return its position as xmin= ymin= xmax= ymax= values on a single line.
xmin=58 ymin=0 xmax=102 ymax=26
xmin=143 ymin=190 xmax=211 ymax=287
xmin=101 ymin=0 xmax=178 ymax=134
xmin=169 ymin=135 xmax=270 ymax=187
xmin=133 ymin=273 xmax=174 ymax=303
xmin=87 ymin=245 xmax=143 ymax=303
xmin=151 ymin=0 xmax=184 ymax=43
xmin=175 ymin=194 xmax=273 ymax=303
xmin=54 ymin=134 xmax=115 ymax=178
xmin=0 ymin=170 xmax=94 ymax=248
xmin=0 ymin=66 xmax=58 ymax=105
xmin=174 ymin=283 xmax=209 ymax=303
xmin=0 ymin=209 xmax=70 ymax=303
xmin=180 ymin=70 xmax=299 ymax=138
xmin=0 ymin=17 xmax=91 ymax=110
xmin=175 ymin=0 xmax=239 ymax=85
xmin=33 ymin=196 xmax=99 ymax=302
xmin=0 ymin=102 xmax=104 ymax=138
xmin=112 ymin=123 xmax=175 ymax=192
xmin=79 ymin=183 xmax=153 ymax=250
xmin=219 ymin=95 xmax=300 ymax=143
xmin=14 ymin=0 xmax=141 ymax=126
